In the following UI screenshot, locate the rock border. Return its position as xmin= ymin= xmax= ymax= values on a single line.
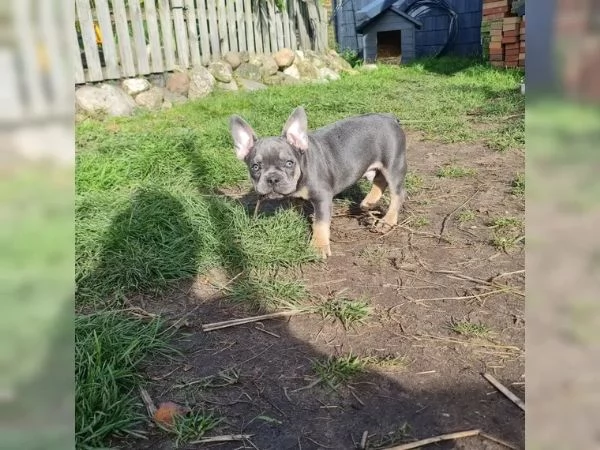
xmin=76 ymin=49 xmax=360 ymax=118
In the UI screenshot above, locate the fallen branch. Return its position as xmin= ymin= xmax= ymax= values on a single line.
xmin=438 ymin=190 xmax=480 ymax=243
xmin=410 ymin=288 xmax=508 ymax=303
xmin=383 ymin=429 xmax=480 ymax=449
xmin=480 ymin=431 xmax=519 ymax=449
xmin=202 ymin=310 xmax=307 ymax=332
xmin=360 ymin=430 xmax=369 ymax=449
xmin=190 ymin=434 xmax=253 ymax=444
xmin=482 ymin=373 xmax=525 ymax=411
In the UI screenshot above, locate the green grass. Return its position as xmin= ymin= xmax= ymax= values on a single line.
xmin=171 ymin=411 xmax=221 ymax=447
xmin=317 ymin=297 xmax=372 ymax=329
xmin=313 ymin=354 xmax=369 ymax=389
xmin=404 ymin=172 xmax=424 ymax=195
xmin=75 ymin=56 xmax=523 ymax=447
xmin=488 ymin=215 xmax=524 ymax=251
xmin=489 ymin=216 xmax=523 ymax=229
xmin=457 ymin=209 xmax=476 ymax=223
xmin=436 ymin=165 xmax=477 ymax=178
xmin=409 ymin=216 xmax=430 ymax=228
xmin=511 ymin=173 xmax=525 ymax=196
xmin=449 ymin=320 xmax=492 ymax=338
xmin=75 ymin=312 xmax=174 ymax=448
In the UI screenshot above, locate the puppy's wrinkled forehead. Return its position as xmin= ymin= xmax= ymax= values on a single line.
xmin=252 ymin=137 xmax=296 ymax=163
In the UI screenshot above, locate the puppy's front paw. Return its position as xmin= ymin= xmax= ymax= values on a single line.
xmin=311 ymin=240 xmax=332 ymax=259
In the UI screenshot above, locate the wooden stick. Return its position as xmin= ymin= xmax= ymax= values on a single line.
xmin=360 ymin=430 xmax=369 ymax=449
xmin=190 ymin=434 xmax=253 ymax=444
xmin=383 ymin=429 xmax=480 ymax=449
xmin=482 ymin=373 xmax=525 ymax=411
xmin=202 ymin=310 xmax=306 ymax=332
xmin=479 ymin=431 xmax=519 ymax=450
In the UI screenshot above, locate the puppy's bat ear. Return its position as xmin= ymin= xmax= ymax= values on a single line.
xmin=229 ymin=115 xmax=256 ymax=160
xmin=282 ymin=106 xmax=308 ymax=151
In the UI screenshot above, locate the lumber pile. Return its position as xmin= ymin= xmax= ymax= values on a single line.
xmin=481 ymin=0 xmax=525 ymax=69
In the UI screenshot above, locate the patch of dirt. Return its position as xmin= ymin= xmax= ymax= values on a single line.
xmin=120 ymin=134 xmax=525 ymax=450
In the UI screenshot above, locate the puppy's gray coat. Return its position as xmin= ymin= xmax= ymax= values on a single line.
xmin=229 ymin=107 xmax=407 ymax=258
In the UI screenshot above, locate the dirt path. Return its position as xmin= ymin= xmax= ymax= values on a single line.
xmin=124 ymin=133 xmax=524 ymax=449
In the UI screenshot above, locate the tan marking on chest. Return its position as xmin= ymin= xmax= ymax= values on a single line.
xmin=292 ymin=186 xmax=310 ymax=199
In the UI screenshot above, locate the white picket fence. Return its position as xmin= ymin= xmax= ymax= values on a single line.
xmin=75 ymin=0 xmax=328 ymax=84
xmin=0 ymin=0 xmax=72 ymax=124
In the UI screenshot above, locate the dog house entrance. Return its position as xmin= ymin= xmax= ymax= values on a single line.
xmin=376 ymin=30 xmax=402 ymax=62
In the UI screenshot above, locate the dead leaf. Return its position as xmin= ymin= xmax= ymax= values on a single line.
xmin=153 ymin=401 xmax=191 ymax=426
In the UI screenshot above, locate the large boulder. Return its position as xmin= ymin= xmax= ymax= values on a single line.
xmin=135 ymin=86 xmax=164 ymax=109
xmin=263 ymin=72 xmax=300 ymax=86
xmin=223 ymin=51 xmax=242 ymax=69
xmin=122 ymin=78 xmax=150 ymax=95
xmin=75 ymin=84 xmax=136 ymax=117
xmin=235 ymin=63 xmax=262 ymax=81
xmin=216 ymin=80 xmax=239 ymax=91
xmin=188 ymin=66 xmax=215 ymax=99
xmin=259 ymin=55 xmax=279 ymax=77
xmin=296 ymin=59 xmax=319 ymax=80
xmin=209 ymin=61 xmax=233 ymax=83
xmin=236 ymin=78 xmax=267 ymax=91
xmin=166 ymin=72 xmax=191 ymax=96
xmin=273 ymin=48 xmax=295 ymax=69
xmin=318 ymin=67 xmax=340 ymax=82
xmin=164 ymin=90 xmax=188 ymax=105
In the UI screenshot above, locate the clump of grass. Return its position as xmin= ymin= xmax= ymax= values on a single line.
xmin=171 ymin=410 xmax=221 ymax=447
xmin=437 ymin=165 xmax=477 ymax=178
xmin=457 ymin=209 xmax=476 ymax=223
xmin=230 ymin=269 xmax=308 ymax=311
xmin=488 ymin=215 xmax=524 ymax=251
xmin=75 ymin=312 xmax=174 ymax=448
xmin=358 ymin=245 xmax=392 ymax=265
xmin=313 ymin=354 xmax=369 ymax=389
xmin=511 ymin=173 xmax=525 ymax=196
xmin=409 ymin=216 xmax=430 ymax=228
xmin=450 ymin=320 xmax=492 ymax=338
xmin=366 ymin=354 xmax=410 ymax=370
xmin=317 ymin=298 xmax=372 ymax=329
xmin=370 ymin=423 xmax=413 ymax=448
xmin=404 ymin=172 xmax=424 ymax=195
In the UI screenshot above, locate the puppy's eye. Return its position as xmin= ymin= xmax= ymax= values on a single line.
xmin=251 ymin=164 xmax=260 ymax=172
xmin=285 ymin=160 xmax=295 ymax=168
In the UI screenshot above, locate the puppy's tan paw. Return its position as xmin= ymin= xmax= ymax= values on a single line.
xmin=311 ymin=241 xmax=332 ymax=259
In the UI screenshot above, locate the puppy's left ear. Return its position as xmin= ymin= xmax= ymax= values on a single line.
xmin=282 ymin=106 xmax=309 ymax=151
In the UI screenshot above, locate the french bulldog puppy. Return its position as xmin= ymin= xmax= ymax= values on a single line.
xmin=229 ymin=107 xmax=407 ymax=258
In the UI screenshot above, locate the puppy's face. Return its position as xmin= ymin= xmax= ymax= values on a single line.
xmin=246 ymin=137 xmax=301 ymax=198
xmin=229 ymin=107 xmax=309 ymax=199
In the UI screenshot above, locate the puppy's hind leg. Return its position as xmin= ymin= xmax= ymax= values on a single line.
xmin=380 ymin=166 xmax=407 ymax=227
xmin=360 ymin=171 xmax=388 ymax=211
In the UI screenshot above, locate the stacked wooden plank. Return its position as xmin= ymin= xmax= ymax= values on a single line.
xmin=481 ymin=0 xmax=525 ymax=69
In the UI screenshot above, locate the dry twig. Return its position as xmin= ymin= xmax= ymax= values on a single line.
xmin=202 ymin=310 xmax=306 ymax=332
xmin=383 ymin=429 xmax=481 ymax=449
xmin=190 ymin=434 xmax=253 ymax=444
xmin=482 ymin=372 xmax=525 ymax=411
xmin=138 ymin=387 xmax=157 ymax=417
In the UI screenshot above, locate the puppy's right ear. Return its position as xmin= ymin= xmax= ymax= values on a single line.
xmin=229 ymin=115 xmax=256 ymax=160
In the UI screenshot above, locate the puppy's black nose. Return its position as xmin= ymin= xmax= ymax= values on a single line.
xmin=266 ymin=174 xmax=281 ymax=186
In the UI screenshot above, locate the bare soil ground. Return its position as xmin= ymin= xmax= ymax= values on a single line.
xmin=121 ymin=133 xmax=525 ymax=449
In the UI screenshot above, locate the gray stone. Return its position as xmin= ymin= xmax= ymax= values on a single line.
xmin=296 ymin=59 xmax=319 ymax=79
xmin=318 ymin=67 xmax=340 ymax=82
xmin=263 ymin=72 xmax=300 ymax=86
xmin=236 ymin=78 xmax=267 ymax=91
xmin=223 ymin=51 xmax=242 ymax=69
xmin=135 ymin=86 xmax=164 ymax=109
xmin=217 ymin=80 xmax=239 ymax=91
xmin=259 ymin=55 xmax=279 ymax=77
xmin=188 ymin=66 xmax=215 ymax=99
xmin=75 ymin=84 xmax=136 ymax=117
xmin=235 ymin=63 xmax=262 ymax=81
xmin=166 ymin=71 xmax=190 ymax=95
xmin=273 ymin=48 xmax=295 ymax=68
xmin=122 ymin=78 xmax=151 ymax=95
xmin=209 ymin=61 xmax=233 ymax=83
xmin=283 ymin=64 xmax=301 ymax=79
xmin=164 ymin=90 xmax=188 ymax=105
